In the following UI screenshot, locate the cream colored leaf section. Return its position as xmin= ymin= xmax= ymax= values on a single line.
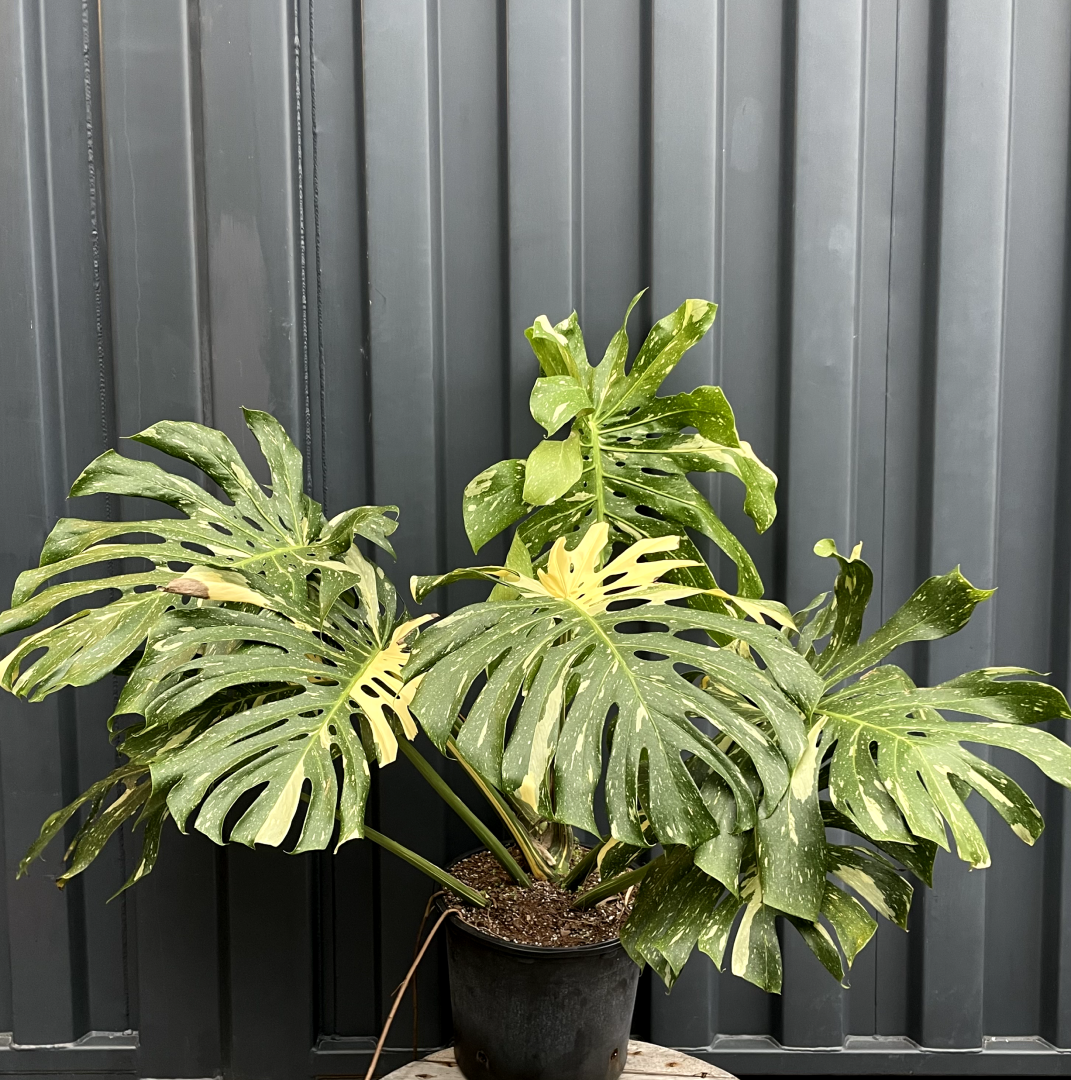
xmin=516 ymin=666 xmax=569 ymax=811
xmin=730 ymin=875 xmax=762 ymax=978
xmin=254 ymin=767 xmax=306 ymax=846
xmin=496 ymin=522 xmax=703 ymax=615
xmin=163 ymin=566 xmax=272 ymax=607
xmin=708 ymin=588 xmax=797 ymax=631
xmin=349 ymin=616 xmax=434 ymax=764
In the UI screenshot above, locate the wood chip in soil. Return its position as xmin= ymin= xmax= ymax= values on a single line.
xmin=446 ymin=850 xmax=633 ymax=948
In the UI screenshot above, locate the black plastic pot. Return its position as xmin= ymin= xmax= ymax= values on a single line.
xmin=438 ymin=895 xmax=640 ymax=1080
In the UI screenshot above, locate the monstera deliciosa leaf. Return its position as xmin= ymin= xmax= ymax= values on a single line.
xmin=0 ymin=410 xmax=420 ymax=888
xmin=619 ymin=538 xmax=1071 ymax=992
xmin=461 ymin=295 xmax=777 ymax=601
xmin=0 ymin=408 xmax=395 ymax=700
xmin=409 ymin=523 xmax=818 ymax=853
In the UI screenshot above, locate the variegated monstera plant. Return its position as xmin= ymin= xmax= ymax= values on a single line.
xmin=4 ymin=296 xmax=1071 ymax=995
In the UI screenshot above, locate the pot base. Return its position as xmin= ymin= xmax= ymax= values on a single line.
xmin=444 ymin=912 xmax=640 ymax=1080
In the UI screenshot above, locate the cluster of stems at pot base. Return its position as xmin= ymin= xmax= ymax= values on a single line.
xmin=391 ymin=733 xmax=646 ymax=911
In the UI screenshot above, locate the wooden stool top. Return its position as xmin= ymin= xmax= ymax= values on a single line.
xmin=380 ymin=1039 xmax=735 ymax=1078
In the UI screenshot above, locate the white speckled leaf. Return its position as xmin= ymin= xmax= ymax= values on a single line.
xmin=461 ymin=297 xmax=776 ymax=600
xmin=530 ymin=375 xmax=592 ymax=436
xmin=408 ymin=530 xmax=812 ymax=849
xmin=1 ymin=410 xmax=407 ymax=885
xmin=0 ymin=409 xmax=397 ymax=696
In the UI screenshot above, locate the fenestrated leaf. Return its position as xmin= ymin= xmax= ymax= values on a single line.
xmin=2 ymin=409 xmax=420 ymax=887
xmin=730 ymin=877 xmax=783 ymax=992
xmin=408 ymin=524 xmax=814 ymax=849
xmin=820 ymin=665 xmax=1071 ymax=866
xmin=821 ymin=799 xmax=937 ymax=886
xmin=820 ymin=881 xmax=877 ymax=967
xmin=133 ymin=596 xmax=430 ymax=852
xmin=691 ymin=762 xmax=749 ymax=894
xmin=620 ymin=848 xmax=723 ymax=988
xmin=785 ymin=914 xmax=845 ymax=984
xmin=826 ymin=843 xmax=913 ymax=929
xmin=0 ymin=409 xmax=397 ymax=698
xmin=914 ymin=667 xmax=1071 ymax=726
xmin=592 ymin=291 xmax=645 ymax=406
xmin=817 ymin=566 xmax=994 ymax=685
xmin=462 ymin=296 xmax=777 ymax=600
xmin=755 ymin=720 xmax=827 ymax=921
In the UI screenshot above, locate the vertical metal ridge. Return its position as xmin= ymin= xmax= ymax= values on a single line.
xmin=571 ymin=0 xmax=583 ymax=319
xmin=713 ymin=0 xmax=726 ymax=384
xmin=427 ymin=0 xmax=447 ymax=578
xmin=293 ymin=0 xmax=313 ymax=487
xmin=308 ymin=0 xmax=329 ymax=510
xmin=1043 ymin=11 xmax=1071 ymax=1047
xmin=354 ymin=0 xmax=375 ymax=507
xmin=847 ymin=0 xmax=869 ymax=549
xmin=185 ymin=0 xmax=213 ymax=430
xmin=912 ymin=0 xmax=948 ymax=692
xmin=496 ymin=0 xmax=511 ymax=460
xmin=908 ymin=0 xmax=945 ymax=987
xmin=81 ymin=0 xmax=116 ymax=473
xmin=772 ymin=0 xmax=798 ymax=606
xmin=991 ymin=3 xmax=1017 ymax=597
xmin=878 ymin=0 xmax=903 ymax=625
xmin=638 ymin=0 xmax=652 ymax=329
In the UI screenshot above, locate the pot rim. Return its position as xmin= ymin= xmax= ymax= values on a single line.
xmin=437 ymin=849 xmax=627 ymax=959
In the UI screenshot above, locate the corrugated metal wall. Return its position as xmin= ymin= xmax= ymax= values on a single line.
xmin=2 ymin=0 xmax=1071 ymax=1075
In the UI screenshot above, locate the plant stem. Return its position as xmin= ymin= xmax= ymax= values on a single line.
xmin=364 ymin=827 xmax=488 ymax=907
xmin=398 ymin=739 xmax=530 ymax=887
xmin=560 ymin=839 xmax=605 ymax=891
xmin=571 ymin=858 xmax=657 ymax=910
xmin=445 ymin=736 xmax=554 ymax=881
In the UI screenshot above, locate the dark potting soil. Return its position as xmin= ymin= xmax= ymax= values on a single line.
xmin=447 ymin=850 xmax=633 ymax=948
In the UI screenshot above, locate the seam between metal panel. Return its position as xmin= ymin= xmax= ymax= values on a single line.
xmin=880 ymin=0 xmax=903 ymax=628
xmin=185 ymin=0 xmax=214 ymax=431
xmin=310 ymin=0 xmax=328 ymax=509
xmin=572 ymin=0 xmax=583 ymax=319
xmin=294 ymin=0 xmax=313 ymax=488
xmin=496 ymin=0 xmax=511 ymax=462
xmin=427 ymin=0 xmax=447 ymax=581
xmin=849 ymin=0 xmax=869 ymax=553
xmin=992 ymin=1 xmax=1016 ymax=628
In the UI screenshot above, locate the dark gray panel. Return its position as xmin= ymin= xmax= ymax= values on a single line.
xmin=198 ymin=0 xmax=304 ymax=467
xmin=506 ymin=0 xmax=576 ymax=457
xmin=920 ymin=0 xmax=1013 ymax=1050
xmin=785 ymin=0 xmax=865 ymax=616
xmin=717 ymin=0 xmax=786 ymax=597
xmin=0 ymin=0 xmax=81 ymax=1045
xmin=0 ymin=0 xmax=1070 ymax=1071
xmin=362 ymin=0 xmax=452 ymax=1047
xmin=97 ymin=2 xmax=223 ymax=1074
xmin=984 ymin=0 xmax=1071 ymax=1039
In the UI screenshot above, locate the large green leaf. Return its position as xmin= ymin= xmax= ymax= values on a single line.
xmin=798 ymin=546 xmax=1071 ymax=868
xmin=461 ymin=297 xmax=777 ymax=598
xmin=125 ymin=575 xmax=428 ymax=852
xmin=0 ymin=408 xmax=397 ymax=699
xmin=2 ymin=411 xmax=420 ymax=885
xmin=409 ymin=524 xmax=816 ymax=849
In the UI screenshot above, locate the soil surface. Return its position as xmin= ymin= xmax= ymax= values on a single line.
xmin=446 ymin=849 xmax=633 ymax=948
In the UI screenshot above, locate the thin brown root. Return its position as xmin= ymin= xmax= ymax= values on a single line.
xmin=364 ymin=906 xmax=458 ymax=1080
xmin=412 ymin=891 xmax=443 ymax=1061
